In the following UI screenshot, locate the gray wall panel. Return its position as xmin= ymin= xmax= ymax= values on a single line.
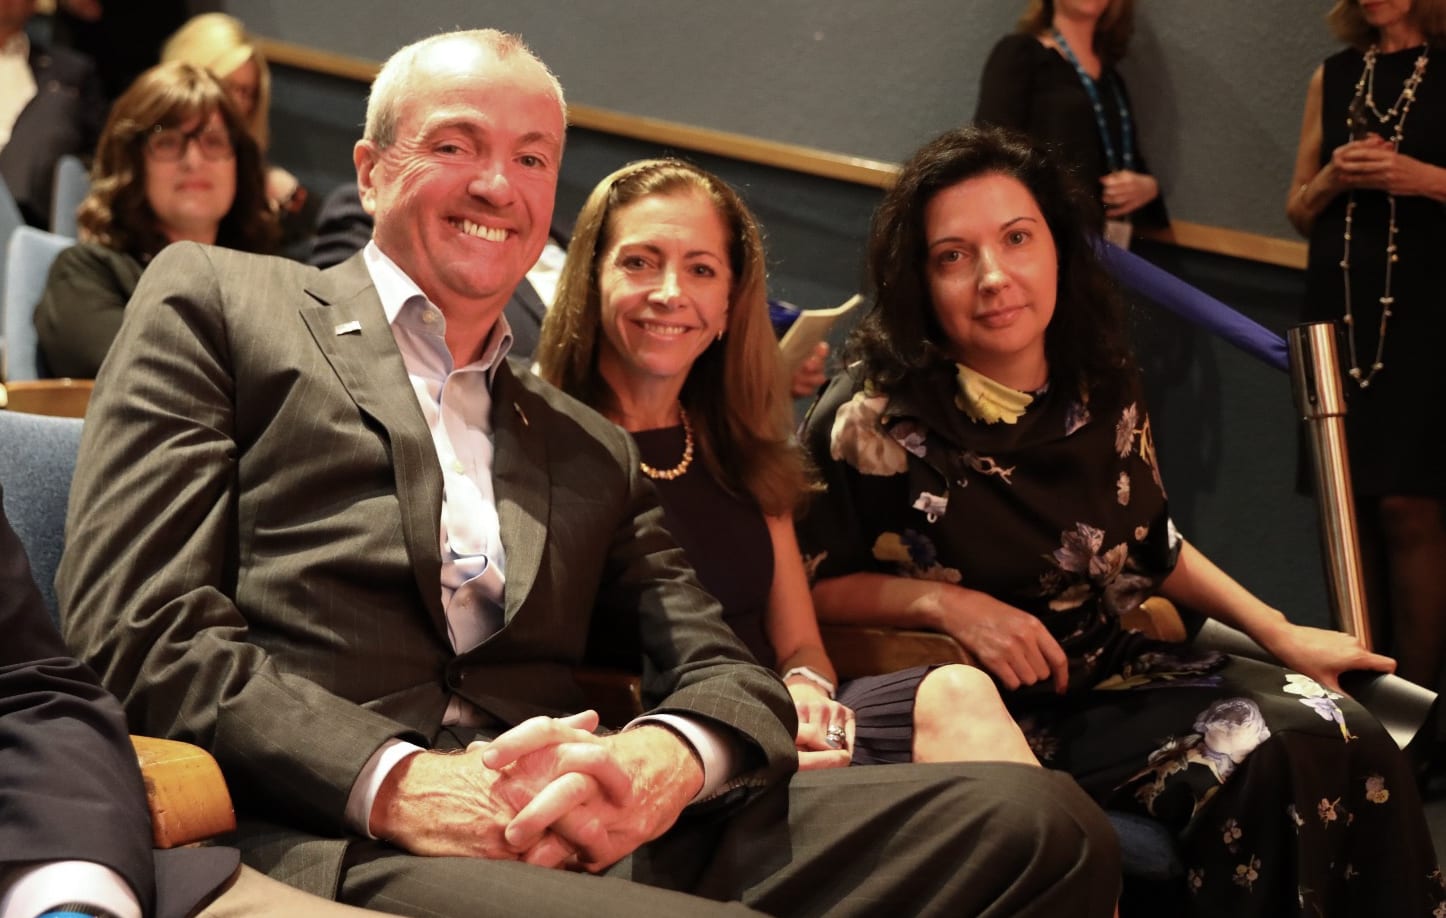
xmin=220 ymin=1 xmax=1337 ymax=240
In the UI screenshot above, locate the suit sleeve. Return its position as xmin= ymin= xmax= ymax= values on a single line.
xmin=596 ymin=431 xmax=798 ymax=791
xmin=0 ymin=487 xmax=156 ymax=916
xmin=974 ymin=34 xmax=1036 ymax=131
xmin=59 ymin=244 xmax=422 ymax=834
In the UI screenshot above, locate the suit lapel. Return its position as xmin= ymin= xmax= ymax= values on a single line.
xmin=490 ymin=363 xmax=550 ymax=625
xmin=299 ymin=254 xmax=446 ymax=631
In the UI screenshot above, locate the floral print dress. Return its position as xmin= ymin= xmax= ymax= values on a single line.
xmin=797 ymin=364 xmax=1443 ymax=917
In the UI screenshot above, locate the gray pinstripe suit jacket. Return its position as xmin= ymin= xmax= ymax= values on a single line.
xmin=58 ymin=243 xmax=795 ymax=895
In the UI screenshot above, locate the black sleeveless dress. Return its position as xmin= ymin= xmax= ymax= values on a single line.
xmin=1304 ymin=44 xmax=1446 ymax=498
xmin=634 ymin=426 xmax=931 ymax=765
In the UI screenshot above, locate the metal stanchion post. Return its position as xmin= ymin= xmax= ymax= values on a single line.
xmin=1288 ymin=322 xmax=1372 ymax=648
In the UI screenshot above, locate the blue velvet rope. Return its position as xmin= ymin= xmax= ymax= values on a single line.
xmin=1099 ymin=241 xmax=1290 ymax=373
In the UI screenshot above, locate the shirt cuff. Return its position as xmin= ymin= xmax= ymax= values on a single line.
xmin=0 ymin=862 xmax=142 ymax=918
xmin=629 ymin=713 xmax=742 ymax=802
xmin=344 ymin=738 xmax=425 ymax=838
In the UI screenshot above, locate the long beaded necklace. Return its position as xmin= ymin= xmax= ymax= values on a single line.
xmin=1339 ymin=43 xmax=1429 ymax=389
xmin=639 ymin=406 xmax=694 ymax=480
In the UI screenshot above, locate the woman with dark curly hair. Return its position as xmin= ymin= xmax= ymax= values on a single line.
xmin=797 ymin=124 xmax=1439 ymax=916
xmin=35 ymin=60 xmax=276 ymax=378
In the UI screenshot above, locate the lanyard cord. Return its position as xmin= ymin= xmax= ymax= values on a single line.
xmin=1050 ymin=27 xmax=1134 ymax=173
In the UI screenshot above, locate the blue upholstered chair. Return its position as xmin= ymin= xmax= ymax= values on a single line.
xmin=0 ymin=410 xmax=82 ymax=620
xmin=3 ymin=225 xmax=72 ymax=380
xmin=0 ymin=409 xmax=237 ymax=845
xmin=49 ymin=154 xmax=90 ymax=240
xmin=0 ymin=177 xmax=24 ymax=377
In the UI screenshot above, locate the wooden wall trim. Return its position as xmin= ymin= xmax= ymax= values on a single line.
xmin=1137 ymin=222 xmax=1307 ymax=270
xmin=257 ymin=36 xmax=1308 ymax=271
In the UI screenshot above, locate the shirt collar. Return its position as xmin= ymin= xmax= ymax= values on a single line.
xmin=361 ymin=240 xmax=514 ymax=378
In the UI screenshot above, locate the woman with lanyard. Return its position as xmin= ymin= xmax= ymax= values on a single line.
xmin=975 ymin=0 xmax=1166 ymax=248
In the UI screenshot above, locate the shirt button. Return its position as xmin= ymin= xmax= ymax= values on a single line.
xmin=452 ymin=460 xmax=465 ymax=473
xmin=422 ymin=310 xmax=438 ymax=325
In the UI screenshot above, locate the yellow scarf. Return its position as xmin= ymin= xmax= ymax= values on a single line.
xmin=954 ymin=364 xmax=1033 ymax=425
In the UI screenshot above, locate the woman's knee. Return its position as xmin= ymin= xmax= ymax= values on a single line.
xmin=917 ymin=664 xmax=1007 ymax=720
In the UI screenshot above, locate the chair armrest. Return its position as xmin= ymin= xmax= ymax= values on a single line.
xmin=0 ymin=379 xmax=95 ymax=418
xmin=821 ymin=598 xmax=1188 ymax=682
xmin=130 ymin=736 xmax=236 ymax=849
xmin=572 ymin=666 xmax=644 ymax=728
xmin=1121 ymin=596 xmax=1189 ymax=643
xmin=819 ymin=624 xmax=972 ymax=680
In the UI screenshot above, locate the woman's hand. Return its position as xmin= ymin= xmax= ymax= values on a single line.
xmin=934 ymin=588 xmax=1069 ymax=694
xmin=787 ymin=682 xmax=854 ymax=770
xmin=1328 ymin=135 xmax=1444 ymax=198
xmin=790 ymin=342 xmax=830 ymax=398
xmin=1099 ymin=170 xmax=1159 ymax=217
xmin=1258 ymin=622 xmax=1396 ymax=695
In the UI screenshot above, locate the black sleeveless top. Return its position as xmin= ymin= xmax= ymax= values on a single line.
xmin=1304 ymin=45 xmax=1446 ymax=496
xmin=633 ymin=426 xmax=776 ymax=668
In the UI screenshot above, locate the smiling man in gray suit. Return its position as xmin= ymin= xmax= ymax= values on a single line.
xmin=58 ymin=28 xmax=1119 ymax=918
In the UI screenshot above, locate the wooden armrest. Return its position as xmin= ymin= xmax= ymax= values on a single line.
xmin=1121 ymin=596 xmax=1188 ymax=643
xmin=0 ymin=379 xmax=95 ymax=418
xmin=821 ymin=599 xmax=1187 ymax=682
xmin=130 ymin=736 xmax=235 ymax=848
xmin=572 ymin=666 xmax=644 ymax=728
xmin=820 ymin=624 xmax=972 ymax=680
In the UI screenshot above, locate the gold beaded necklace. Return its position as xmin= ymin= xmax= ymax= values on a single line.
xmin=639 ymin=406 xmax=694 ymax=480
xmin=1340 ymin=43 xmax=1429 ymax=389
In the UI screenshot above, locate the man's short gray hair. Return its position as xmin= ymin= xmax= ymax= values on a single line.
xmin=364 ymin=29 xmax=566 ymax=148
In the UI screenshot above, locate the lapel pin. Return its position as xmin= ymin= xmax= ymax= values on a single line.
xmin=514 ymin=403 xmax=529 ymax=427
xmin=334 ymin=320 xmax=362 ymax=336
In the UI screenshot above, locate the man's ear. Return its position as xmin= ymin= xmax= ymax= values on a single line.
xmin=353 ymin=140 xmax=381 ymax=216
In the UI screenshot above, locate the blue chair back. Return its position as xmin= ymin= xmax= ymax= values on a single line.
xmin=50 ymin=155 xmax=89 ymax=240
xmin=3 ymin=226 xmax=72 ymax=381
xmin=0 ymin=411 xmax=83 ymax=623
xmin=0 ymin=177 xmax=23 ymax=376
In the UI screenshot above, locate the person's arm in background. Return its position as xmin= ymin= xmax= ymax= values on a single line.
xmin=33 ymin=244 xmax=140 ymax=379
xmin=789 ymin=343 xmax=829 ymax=398
xmin=973 ymin=34 xmax=1036 ymax=130
xmin=1287 ymin=65 xmax=1338 ymax=237
xmin=0 ymin=488 xmax=152 ymax=918
xmin=1099 ymin=73 xmax=1161 ymax=221
xmin=1159 ymin=541 xmax=1394 ymax=694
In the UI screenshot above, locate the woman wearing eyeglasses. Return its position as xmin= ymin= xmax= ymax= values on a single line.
xmin=35 ymin=61 xmax=276 ymax=379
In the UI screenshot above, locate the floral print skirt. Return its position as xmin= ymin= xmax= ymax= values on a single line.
xmin=1009 ymin=651 xmax=1443 ymax=916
